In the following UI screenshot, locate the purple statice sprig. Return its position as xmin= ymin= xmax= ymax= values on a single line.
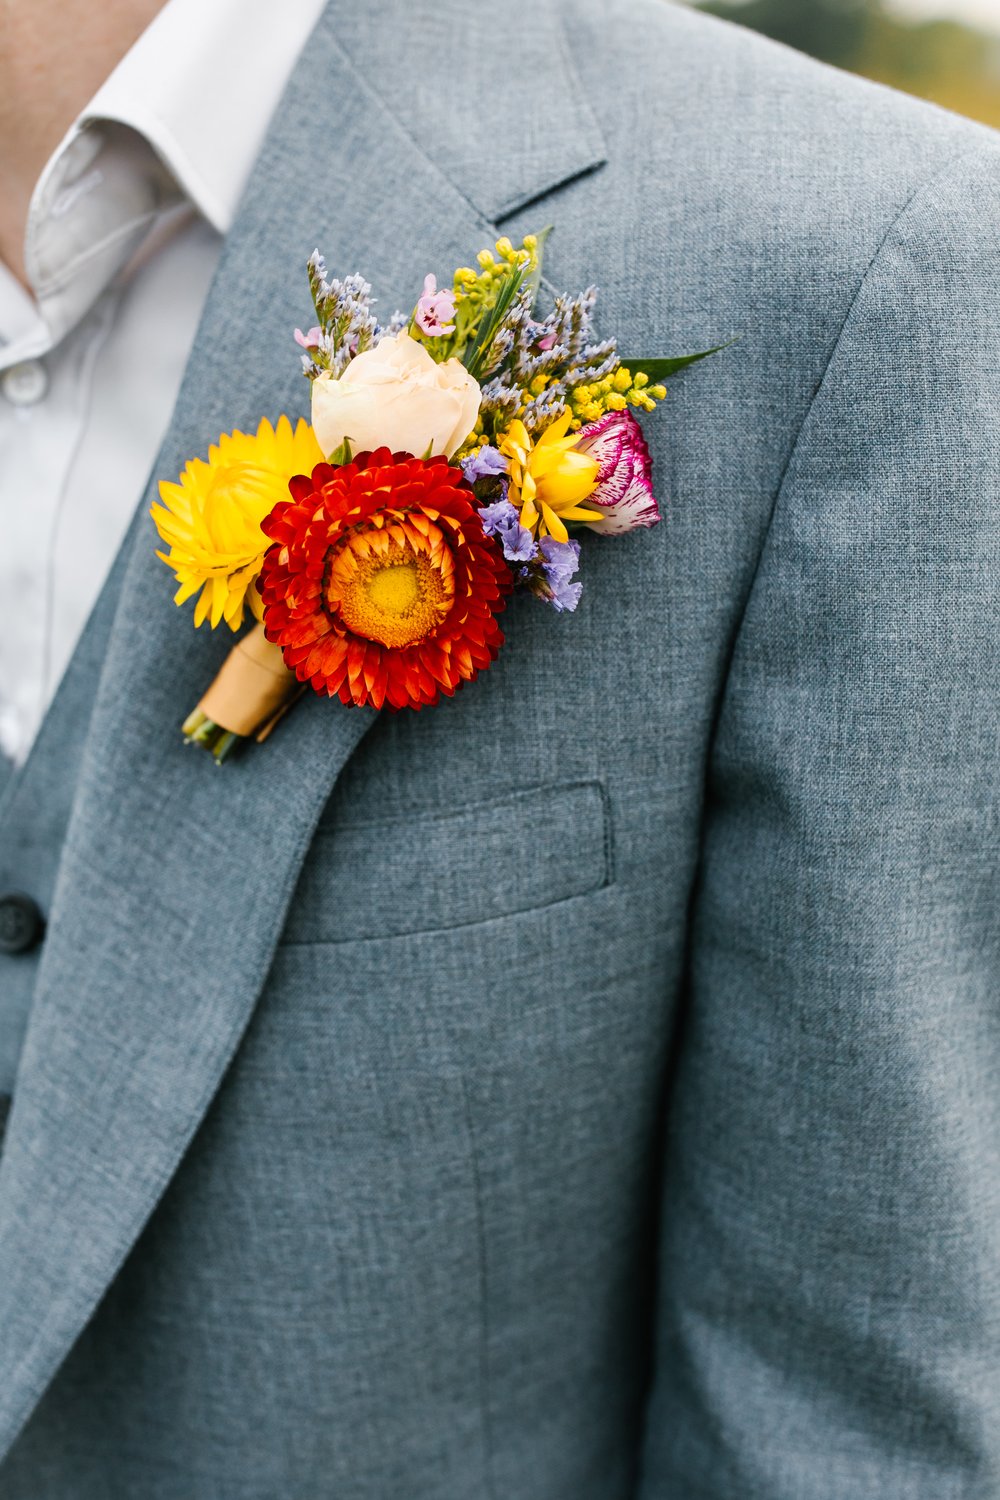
xmin=298 ymin=250 xmax=406 ymax=381
xmin=461 ymin=445 xmax=509 ymax=484
xmin=477 ymin=284 xmax=618 ymax=439
xmin=473 ymin=492 xmax=583 ymax=614
xmin=478 ymin=498 xmax=536 ymax=564
xmin=461 ymin=445 xmax=511 ymax=513
xmin=534 ymin=536 xmax=583 ymax=612
xmin=462 ymin=446 xmax=584 ymax=612
xmin=503 ymin=533 xmax=583 ymax=613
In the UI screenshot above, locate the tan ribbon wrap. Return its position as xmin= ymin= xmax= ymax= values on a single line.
xmin=197 ymin=623 xmax=303 ymax=741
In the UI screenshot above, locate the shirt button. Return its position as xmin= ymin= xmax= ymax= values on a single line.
xmin=1 ymin=359 xmax=48 ymax=407
xmin=0 ymin=893 xmax=45 ymax=955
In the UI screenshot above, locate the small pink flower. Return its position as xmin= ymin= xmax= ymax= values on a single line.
xmin=294 ymin=325 xmax=323 ymax=349
xmin=414 ymin=273 xmax=456 ymax=337
xmin=574 ymin=409 xmax=661 ymax=536
xmin=527 ymin=319 xmax=557 ymax=352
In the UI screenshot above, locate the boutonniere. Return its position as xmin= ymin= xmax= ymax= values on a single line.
xmin=153 ymin=231 xmax=728 ymax=761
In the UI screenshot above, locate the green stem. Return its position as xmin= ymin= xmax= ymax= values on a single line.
xmin=181 ymin=710 xmax=245 ymax=765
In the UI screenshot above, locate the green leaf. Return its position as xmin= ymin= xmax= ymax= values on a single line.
xmin=464 ymin=262 xmax=526 ymax=381
xmin=327 ymin=436 xmax=354 ymax=465
xmin=623 ymin=339 xmax=740 ymax=382
xmin=521 ymin=225 xmax=553 ymax=312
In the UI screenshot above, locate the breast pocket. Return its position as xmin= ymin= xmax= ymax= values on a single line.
xmin=282 ymin=779 xmax=612 ymax=944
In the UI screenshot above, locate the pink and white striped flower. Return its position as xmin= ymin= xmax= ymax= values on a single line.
xmin=574 ymin=409 xmax=660 ymax=536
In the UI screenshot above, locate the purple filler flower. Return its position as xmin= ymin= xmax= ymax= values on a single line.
xmin=573 ymin=409 xmax=660 ymax=535
xmin=294 ymin=325 xmax=323 ymax=349
xmin=479 ymin=499 xmax=536 ymax=563
xmin=461 ymin=445 xmax=509 ymax=484
xmin=539 ymin=535 xmax=583 ymax=612
xmin=414 ymin=273 xmax=456 ymax=337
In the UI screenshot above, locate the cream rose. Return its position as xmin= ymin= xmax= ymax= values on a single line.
xmin=311 ymin=333 xmax=481 ymax=461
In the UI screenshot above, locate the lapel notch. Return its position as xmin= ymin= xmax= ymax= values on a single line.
xmin=329 ymin=0 xmax=608 ymax=224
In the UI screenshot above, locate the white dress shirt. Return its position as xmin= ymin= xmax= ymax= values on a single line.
xmin=0 ymin=0 xmax=327 ymax=764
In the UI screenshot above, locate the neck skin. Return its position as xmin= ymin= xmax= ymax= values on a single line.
xmin=0 ymin=0 xmax=165 ymax=289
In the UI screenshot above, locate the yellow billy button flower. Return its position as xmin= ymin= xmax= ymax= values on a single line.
xmin=152 ymin=415 xmax=323 ymax=629
xmin=499 ymin=410 xmax=602 ymax=543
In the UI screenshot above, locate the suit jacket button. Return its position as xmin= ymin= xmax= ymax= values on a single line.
xmin=0 ymin=893 xmax=45 ymax=954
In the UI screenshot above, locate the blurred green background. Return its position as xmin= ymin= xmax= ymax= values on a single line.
xmin=681 ymin=0 xmax=1000 ymax=127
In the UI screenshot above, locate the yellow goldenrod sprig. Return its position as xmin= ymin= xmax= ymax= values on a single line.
xmin=443 ymin=235 xmax=539 ymax=371
xmin=566 ymin=366 xmax=667 ymax=428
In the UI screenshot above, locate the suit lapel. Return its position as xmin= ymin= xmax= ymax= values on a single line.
xmin=0 ymin=0 xmax=605 ymax=1461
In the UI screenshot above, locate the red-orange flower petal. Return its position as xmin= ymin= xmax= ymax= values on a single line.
xmin=257 ymin=448 xmax=511 ymax=710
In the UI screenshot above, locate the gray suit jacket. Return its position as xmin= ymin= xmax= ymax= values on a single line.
xmin=0 ymin=0 xmax=997 ymax=1494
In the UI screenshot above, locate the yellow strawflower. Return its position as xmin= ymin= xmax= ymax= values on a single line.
xmin=152 ymin=415 xmax=323 ymax=629
xmin=499 ymin=410 xmax=602 ymax=542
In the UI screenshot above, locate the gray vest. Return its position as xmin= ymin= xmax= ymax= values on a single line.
xmin=0 ymin=538 xmax=128 ymax=1095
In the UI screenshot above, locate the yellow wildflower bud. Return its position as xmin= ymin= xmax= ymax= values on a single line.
xmin=495 ymin=236 xmax=513 ymax=258
xmin=634 ymin=371 xmax=648 ymax=388
xmin=523 ymin=234 xmax=537 ymax=250
xmin=477 ymin=249 xmax=495 ymax=267
xmin=606 ymin=394 xmax=627 ymax=411
xmin=613 ymin=368 xmax=632 ymax=393
xmin=650 ymin=384 xmax=667 ymax=400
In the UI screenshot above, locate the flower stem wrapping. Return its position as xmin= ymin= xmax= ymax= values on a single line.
xmin=183 ymin=623 xmax=303 ymax=762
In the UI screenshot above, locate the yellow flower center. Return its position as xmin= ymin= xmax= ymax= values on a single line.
xmin=327 ymin=517 xmax=455 ymax=649
xmin=366 ymin=561 xmax=421 ymax=617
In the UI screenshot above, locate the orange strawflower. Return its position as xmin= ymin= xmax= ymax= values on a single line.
xmin=258 ymin=450 xmax=511 ymax=710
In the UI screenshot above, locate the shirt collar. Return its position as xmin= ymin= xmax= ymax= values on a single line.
xmin=83 ymin=0 xmax=329 ymax=236
xmin=0 ymin=0 xmax=327 ymax=360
